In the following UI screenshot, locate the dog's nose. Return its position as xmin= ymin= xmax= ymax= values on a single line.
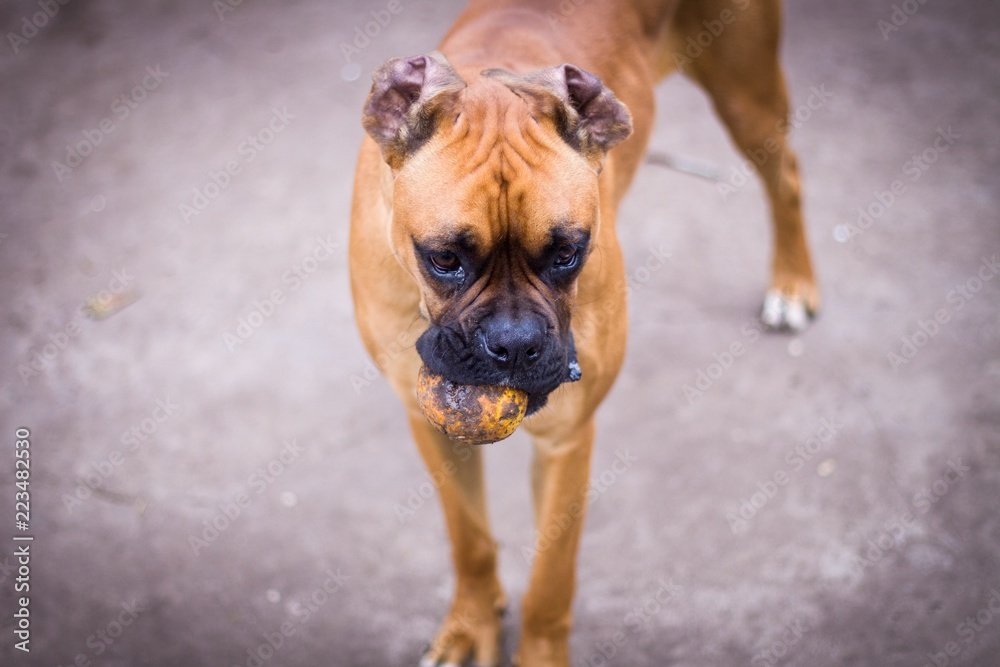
xmin=478 ymin=314 xmax=547 ymax=370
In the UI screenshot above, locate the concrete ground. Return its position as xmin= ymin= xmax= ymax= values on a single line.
xmin=1 ymin=0 xmax=998 ymax=665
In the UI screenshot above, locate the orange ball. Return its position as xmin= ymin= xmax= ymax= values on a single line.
xmin=416 ymin=366 xmax=528 ymax=444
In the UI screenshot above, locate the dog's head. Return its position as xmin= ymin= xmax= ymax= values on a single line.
xmin=362 ymin=52 xmax=632 ymax=414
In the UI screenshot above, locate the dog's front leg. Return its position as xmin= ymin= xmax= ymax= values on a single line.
xmin=517 ymin=418 xmax=596 ymax=667
xmin=408 ymin=414 xmax=506 ymax=667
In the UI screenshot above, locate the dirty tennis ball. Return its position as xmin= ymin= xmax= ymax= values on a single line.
xmin=416 ymin=366 xmax=528 ymax=445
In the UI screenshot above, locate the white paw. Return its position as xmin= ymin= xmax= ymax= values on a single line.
xmin=419 ymin=653 xmax=464 ymax=667
xmin=419 ymin=658 xmax=460 ymax=667
xmin=761 ymin=289 xmax=812 ymax=332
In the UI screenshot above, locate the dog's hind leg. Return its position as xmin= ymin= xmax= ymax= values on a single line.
xmin=672 ymin=0 xmax=820 ymax=331
xmin=408 ymin=415 xmax=506 ymax=667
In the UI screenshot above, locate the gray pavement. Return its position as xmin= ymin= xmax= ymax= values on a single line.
xmin=1 ymin=0 xmax=999 ymax=665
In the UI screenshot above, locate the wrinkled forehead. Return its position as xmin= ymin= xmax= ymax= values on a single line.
xmin=392 ymin=82 xmax=600 ymax=251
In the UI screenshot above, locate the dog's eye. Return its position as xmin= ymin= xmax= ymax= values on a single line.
xmin=429 ymin=251 xmax=461 ymax=274
xmin=553 ymin=244 xmax=579 ymax=269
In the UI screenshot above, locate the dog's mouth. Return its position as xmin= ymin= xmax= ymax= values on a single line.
xmin=415 ymin=328 xmax=582 ymax=417
xmin=523 ymin=346 xmax=581 ymax=415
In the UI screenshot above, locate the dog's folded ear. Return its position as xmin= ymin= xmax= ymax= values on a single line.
xmin=362 ymin=52 xmax=466 ymax=169
xmin=483 ymin=64 xmax=632 ymax=167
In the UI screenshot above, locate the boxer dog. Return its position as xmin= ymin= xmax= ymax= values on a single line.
xmin=349 ymin=0 xmax=818 ymax=664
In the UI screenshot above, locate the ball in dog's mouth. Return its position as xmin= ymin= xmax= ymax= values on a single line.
xmin=416 ymin=365 xmax=528 ymax=445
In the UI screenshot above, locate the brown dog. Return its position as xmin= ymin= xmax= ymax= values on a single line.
xmin=349 ymin=0 xmax=818 ymax=664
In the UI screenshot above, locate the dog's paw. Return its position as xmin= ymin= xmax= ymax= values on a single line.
xmin=419 ymin=600 xmax=505 ymax=667
xmin=760 ymin=284 xmax=819 ymax=333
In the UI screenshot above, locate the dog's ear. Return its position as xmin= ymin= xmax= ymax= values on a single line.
xmin=483 ymin=64 xmax=632 ymax=166
xmin=362 ymin=52 xmax=466 ymax=169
